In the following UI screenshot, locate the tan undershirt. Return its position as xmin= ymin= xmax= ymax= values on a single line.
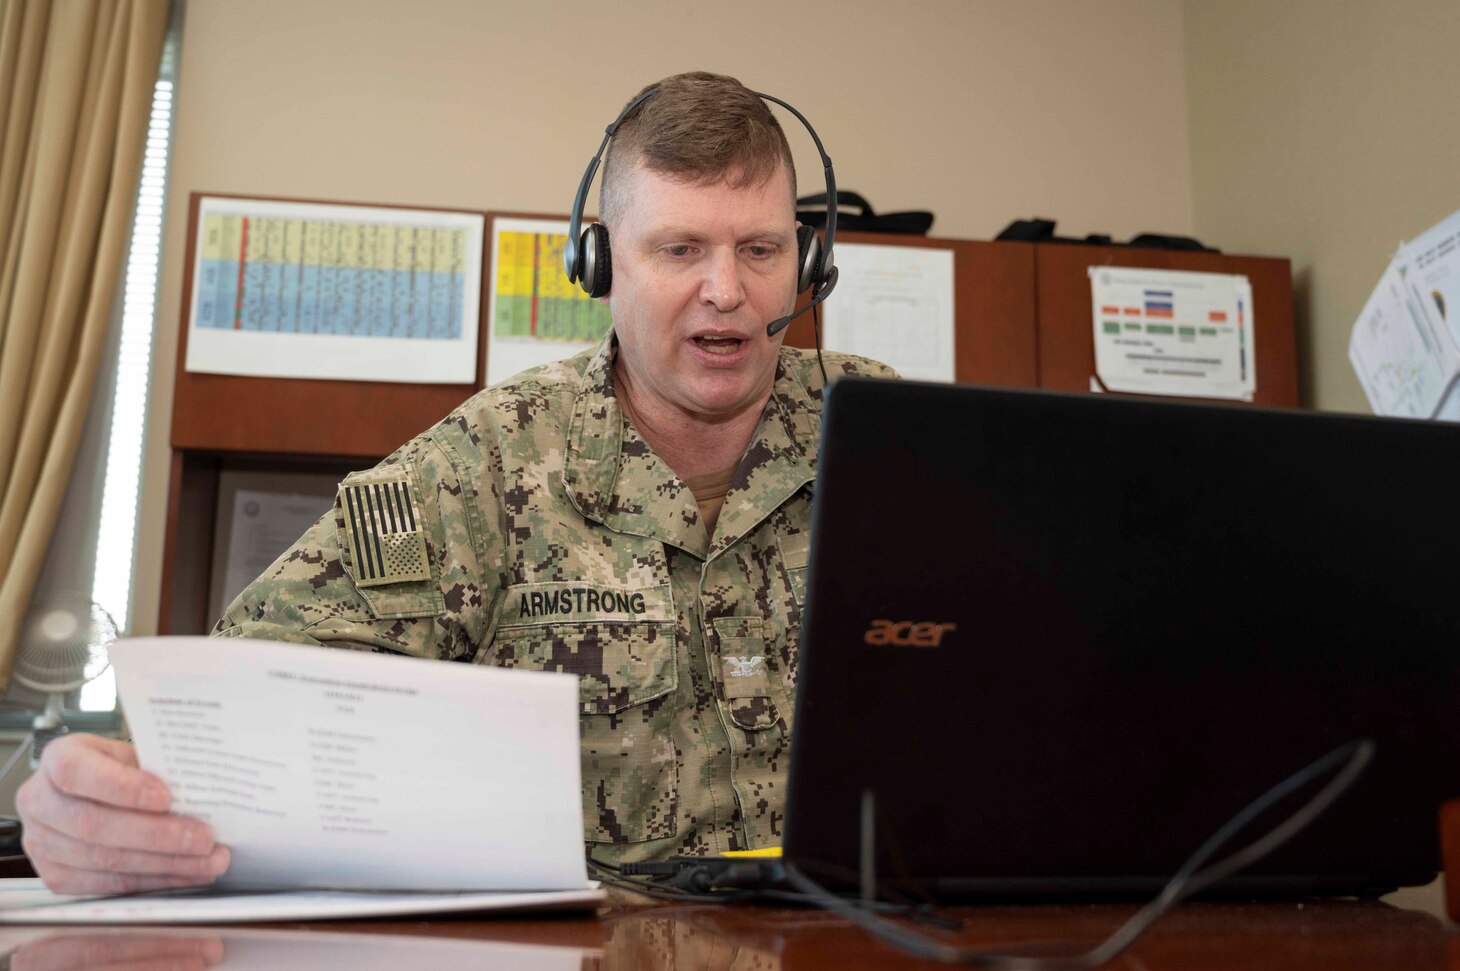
xmin=617 ymin=389 xmax=738 ymax=536
xmin=682 ymin=464 xmax=737 ymax=536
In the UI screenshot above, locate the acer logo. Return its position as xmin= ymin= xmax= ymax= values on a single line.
xmin=863 ymin=620 xmax=958 ymax=648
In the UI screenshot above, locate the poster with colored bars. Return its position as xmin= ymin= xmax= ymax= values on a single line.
xmin=185 ymin=197 xmax=484 ymax=384
xmin=1088 ymin=267 xmax=1255 ymax=401
xmin=486 ymin=217 xmax=614 ymax=387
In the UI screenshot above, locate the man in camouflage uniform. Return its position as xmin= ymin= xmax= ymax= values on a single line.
xmin=18 ymin=71 xmax=891 ymax=893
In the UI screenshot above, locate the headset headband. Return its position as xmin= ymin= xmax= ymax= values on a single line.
xmin=563 ymin=84 xmax=838 ymax=293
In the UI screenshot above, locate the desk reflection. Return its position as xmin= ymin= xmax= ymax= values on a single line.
xmin=0 ymin=898 xmax=1455 ymax=970
xmin=0 ymin=926 xmax=597 ymax=970
xmin=593 ymin=900 xmax=1456 ymax=971
xmin=4 ymin=930 xmax=224 ymax=970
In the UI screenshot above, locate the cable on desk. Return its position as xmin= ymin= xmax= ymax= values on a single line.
xmin=586 ymin=855 xmax=762 ymax=904
xmin=586 ymin=851 xmax=952 ymax=925
xmin=781 ymin=737 xmax=1375 ymax=968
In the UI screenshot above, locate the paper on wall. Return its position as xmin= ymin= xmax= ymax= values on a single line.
xmin=185 ymin=197 xmax=483 ymax=384
xmin=486 ymin=217 xmax=613 ymax=387
xmin=1089 ymin=266 xmax=1255 ymax=400
xmin=821 ymin=243 xmax=956 ymax=382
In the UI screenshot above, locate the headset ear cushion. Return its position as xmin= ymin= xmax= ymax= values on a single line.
xmin=583 ymin=223 xmax=613 ymax=298
xmin=796 ymin=224 xmax=822 ymax=294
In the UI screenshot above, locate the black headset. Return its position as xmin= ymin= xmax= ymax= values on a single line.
xmin=563 ymin=85 xmax=840 ymax=337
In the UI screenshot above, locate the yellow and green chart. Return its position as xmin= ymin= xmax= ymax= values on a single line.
xmin=492 ymin=227 xmax=612 ymax=342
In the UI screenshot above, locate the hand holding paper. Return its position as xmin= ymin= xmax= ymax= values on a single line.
xmin=16 ymin=733 xmax=229 ymax=896
xmin=111 ymin=636 xmax=590 ymax=892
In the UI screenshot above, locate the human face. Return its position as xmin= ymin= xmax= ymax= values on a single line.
xmin=606 ymin=161 xmax=798 ymax=424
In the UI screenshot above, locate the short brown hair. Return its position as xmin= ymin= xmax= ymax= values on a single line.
xmin=598 ymin=71 xmax=797 ymax=227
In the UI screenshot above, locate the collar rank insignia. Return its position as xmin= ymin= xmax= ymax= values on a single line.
xmin=340 ymin=472 xmax=430 ymax=588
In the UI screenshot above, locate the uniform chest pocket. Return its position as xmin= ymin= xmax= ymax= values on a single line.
xmin=714 ymin=616 xmax=794 ymax=734
xmin=490 ymin=610 xmax=679 ymax=845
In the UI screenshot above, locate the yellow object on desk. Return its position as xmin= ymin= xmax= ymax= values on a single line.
xmin=720 ymin=848 xmax=782 ymax=858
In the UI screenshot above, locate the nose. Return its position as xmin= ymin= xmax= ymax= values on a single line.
xmin=699 ymin=247 xmax=746 ymax=312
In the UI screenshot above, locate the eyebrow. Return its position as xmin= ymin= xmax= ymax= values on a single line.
xmin=647 ymin=226 xmax=793 ymax=243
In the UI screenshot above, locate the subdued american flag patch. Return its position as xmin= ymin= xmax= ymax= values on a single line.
xmin=340 ymin=473 xmax=430 ymax=587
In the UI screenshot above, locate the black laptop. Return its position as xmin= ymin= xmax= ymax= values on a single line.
xmin=783 ymin=378 xmax=1460 ymax=899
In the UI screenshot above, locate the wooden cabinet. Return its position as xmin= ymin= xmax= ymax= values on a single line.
xmin=159 ymin=196 xmax=1296 ymax=633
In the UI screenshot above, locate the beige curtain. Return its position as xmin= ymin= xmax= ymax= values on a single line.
xmin=0 ymin=0 xmax=169 ymax=687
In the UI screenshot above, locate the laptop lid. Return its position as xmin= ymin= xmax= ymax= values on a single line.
xmin=783 ymin=378 xmax=1460 ymax=898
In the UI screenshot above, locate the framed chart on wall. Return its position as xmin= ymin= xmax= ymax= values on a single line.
xmin=185 ymin=195 xmax=485 ymax=384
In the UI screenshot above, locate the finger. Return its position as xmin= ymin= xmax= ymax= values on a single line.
xmin=39 ymin=737 xmax=169 ymax=813
xmin=69 ymin=734 xmax=142 ymax=769
xmin=18 ymin=780 xmax=214 ymax=857
xmin=23 ymin=859 xmax=220 ymax=898
xmin=22 ymin=819 xmax=229 ymax=879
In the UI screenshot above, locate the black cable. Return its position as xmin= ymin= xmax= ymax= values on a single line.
xmin=780 ymin=738 xmax=1375 ymax=969
xmin=586 ymin=854 xmax=762 ymax=904
xmin=812 ymin=301 xmax=829 ymax=388
xmin=586 ymin=851 xmax=951 ymax=921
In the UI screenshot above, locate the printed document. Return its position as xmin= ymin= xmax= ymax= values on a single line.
xmin=1347 ymin=252 xmax=1456 ymax=418
xmin=0 ymin=879 xmax=604 ymax=925
xmin=1349 ymin=208 xmax=1460 ymax=419
xmin=1089 ymin=267 xmax=1255 ymax=400
xmin=821 ymin=243 xmax=956 ymax=382
xmin=110 ymin=637 xmax=590 ymax=893
xmin=486 ymin=217 xmax=614 ymax=386
xmin=185 ymin=197 xmax=484 ymax=384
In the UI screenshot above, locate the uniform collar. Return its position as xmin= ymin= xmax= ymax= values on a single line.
xmin=562 ymin=334 xmax=820 ymax=561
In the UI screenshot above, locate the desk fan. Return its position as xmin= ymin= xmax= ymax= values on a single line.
xmin=0 ymin=595 xmax=116 ymax=782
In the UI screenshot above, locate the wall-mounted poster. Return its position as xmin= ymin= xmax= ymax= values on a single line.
xmin=186 ymin=196 xmax=484 ymax=384
xmin=486 ymin=216 xmax=614 ymax=387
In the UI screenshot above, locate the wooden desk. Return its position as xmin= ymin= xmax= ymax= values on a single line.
xmin=5 ymin=894 xmax=1454 ymax=968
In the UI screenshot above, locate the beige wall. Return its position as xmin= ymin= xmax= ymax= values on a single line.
xmin=1184 ymin=0 xmax=1460 ymax=412
xmin=132 ymin=0 xmax=1195 ymax=634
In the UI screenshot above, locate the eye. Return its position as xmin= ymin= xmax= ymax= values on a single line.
xmin=662 ymin=243 xmax=695 ymax=258
xmin=742 ymin=243 xmax=778 ymax=259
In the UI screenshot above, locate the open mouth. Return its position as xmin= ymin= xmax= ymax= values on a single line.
xmin=693 ymin=336 xmax=745 ymax=355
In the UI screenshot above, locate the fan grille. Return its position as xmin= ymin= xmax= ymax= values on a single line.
xmin=13 ymin=601 xmax=116 ymax=693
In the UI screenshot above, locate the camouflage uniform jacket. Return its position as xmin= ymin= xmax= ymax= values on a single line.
xmin=214 ymin=335 xmax=896 ymax=864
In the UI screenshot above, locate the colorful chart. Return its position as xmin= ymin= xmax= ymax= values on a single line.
xmin=1089 ymin=267 xmax=1255 ymax=400
xmin=186 ymin=198 xmax=483 ymax=385
xmin=485 ymin=218 xmax=615 ymax=387
xmin=195 ymin=214 xmax=469 ymax=339
xmin=491 ymin=229 xmax=612 ymax=341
